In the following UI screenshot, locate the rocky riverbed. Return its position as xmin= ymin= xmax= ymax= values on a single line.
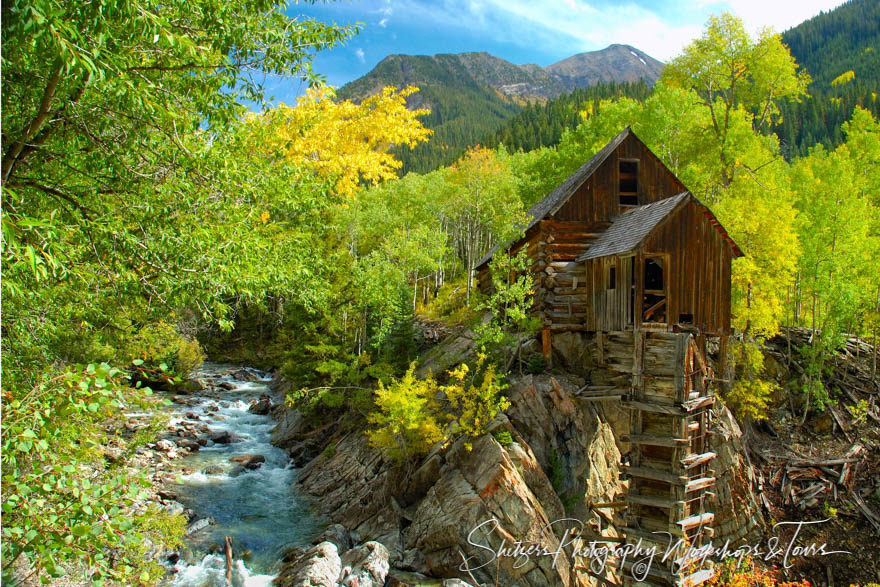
xmin=133 ymin=364 xmax=326 ymax=586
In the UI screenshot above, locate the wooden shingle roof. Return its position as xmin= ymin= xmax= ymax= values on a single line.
xmin=577 ymin=192 xmax=743 ymax=260
xmin=475 ymin=127 xmax=632 ymax=270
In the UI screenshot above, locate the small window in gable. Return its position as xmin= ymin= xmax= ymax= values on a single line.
xmin=619 ymin=160 xmax=639 ymax=207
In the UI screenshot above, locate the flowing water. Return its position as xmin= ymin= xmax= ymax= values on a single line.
xmin=162 ymin=363 xmax=324 ymax=586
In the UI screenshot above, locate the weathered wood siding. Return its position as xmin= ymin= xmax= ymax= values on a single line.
xmin=642 ymin=199 xmax=733 ymax=336
xmin=554 ymin=134 xmax=686 ymax=224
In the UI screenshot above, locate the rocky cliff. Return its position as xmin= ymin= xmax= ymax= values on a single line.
xmin=270 ymin=329 xmax=765 ymax=586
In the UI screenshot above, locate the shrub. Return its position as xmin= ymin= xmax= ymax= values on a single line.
xmin=366 ymin=365 xmax=447 ymax=464
xmin=125 ymin=321 xmax=205 ymax=387
xmin=1 ymin=363 xmax=185 ymax=584
xmin=443 ymin=352 xmax=511 ymax=451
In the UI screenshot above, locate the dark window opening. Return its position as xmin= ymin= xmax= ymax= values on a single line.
xmin=619 ymin=160 xmax=639 ymax=206
xmin=608 ymin=267 xmax=616 ymax=290
xmin=679 ymin=313 xmax=694 ymax=325
xmin=644 ymin=258 xmax=664 ymax=290
xmin=642 ymin=257 xmax=666 ymax=323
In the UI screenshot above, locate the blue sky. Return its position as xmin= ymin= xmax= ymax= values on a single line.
xmin=270 ymin=0 xmax=847 ymax=103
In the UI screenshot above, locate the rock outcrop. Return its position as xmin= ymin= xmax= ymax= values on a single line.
xmin=276 ymin=371 xmax=629 ymax=586
xmin=708 ymin=405 xmax=766 ymax=544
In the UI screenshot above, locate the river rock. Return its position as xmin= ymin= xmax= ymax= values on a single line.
xmin=313 ymin=523 xmax=353 ymax=553
xmin=164 ymin=500 xmax=185 ymax=517
xmin=175 ymin=438 xmax=200 ymax=452
xmin=219 ymin=381 xmax=237 ymax=391
xmin=229 ymin=454 xmax=266 ymax=469
xmin=275 ymin=541 xmax=342 ymax=587
xmin=203 ymin=465 xmax=224 ymax=475
xmin=209 ymin=430 xmax=240 ymax=444
xmin=185 ymin=517 xmax=213 ymax=536
xmin=248 ymin=394 xmax=273 ymax=415
xmin=155 ymin=439 xmax=176 ymax=451
xmin=233 ymin=368 xmax=262 ymax=382
xmin=339 ymin=541 xmax=390 ymax=587
xmin=297 ymin=434 xmax=402 ymax=555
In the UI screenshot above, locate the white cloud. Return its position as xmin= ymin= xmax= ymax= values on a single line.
xmin=379 ymin=17 xmax=389 ymax=27
xmin=355 ymin=48 xmax=366 ymax=63
xmin=718 ymin=0 xmax=848 ymax=35
xmin=474 ymin=0 xmax=701 ymax=61
xmin=413 ymin=0 xmax=848 ymax=63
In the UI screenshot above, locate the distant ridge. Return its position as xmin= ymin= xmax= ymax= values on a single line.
xmin=336 ymin=45 xmax=664 ymax=173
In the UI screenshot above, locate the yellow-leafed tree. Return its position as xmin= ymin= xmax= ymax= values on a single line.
xmin=246 ymin=86 xmax=432 ymax=196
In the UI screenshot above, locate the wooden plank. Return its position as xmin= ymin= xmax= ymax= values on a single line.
xmin=626 ymin=493 xmax=684 ymax=509
xmin=623 ymin=399 xmax=685 ymax=415
xmin=681 ymin=452 xmax=716 ymax=469
xmin=682 ymin=396 xmax=715 ymax=412
xmin=621 ymin=433 xmax=689 ymax=447
xmin=685 ymin=477 xmax=716 ymax=493
xmin=676 ymin=512 xmax=715 ymax=530
xmin=623 ymin=465 xmax=688 ymax=484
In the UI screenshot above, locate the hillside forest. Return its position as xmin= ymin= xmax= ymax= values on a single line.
xmin=2 ymin=0 xmax=880 ymax=584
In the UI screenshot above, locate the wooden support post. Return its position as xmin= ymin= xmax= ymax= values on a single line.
xmin=542 ymin=327 xmax=552 ymax=368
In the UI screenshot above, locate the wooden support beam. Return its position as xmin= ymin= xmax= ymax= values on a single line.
xmin=676 ymin=512 xmax=715 ymax=531
xmin=685 ymin=477 xmax=716 ymax=493
xmin=623 ymin=465 xmax=689 ymax=484
xmin=625 ymin=493 xmax=684 ymax=509
xmin=681 ymin=452 xmax=717 ymax=469
xmin=621 ymin=433 xmax=689 ymax=447
xmin=682 ymin=396 xmax=716 ymax=412
xmin=542 ymin=327 xmax=551 ymax=366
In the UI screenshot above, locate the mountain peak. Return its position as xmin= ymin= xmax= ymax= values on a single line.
xmin=544 ymin=44 xmax=664 ymax=88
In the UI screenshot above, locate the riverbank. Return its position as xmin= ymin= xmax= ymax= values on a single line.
xmin=135 ymin=364 xmax=325 ymax=585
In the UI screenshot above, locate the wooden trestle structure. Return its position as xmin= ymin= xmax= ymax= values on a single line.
xmin=594 ymin=330 xmax=717 ymax=586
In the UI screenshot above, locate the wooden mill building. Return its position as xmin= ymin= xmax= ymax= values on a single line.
xmin=476 ymin=128 xmax=743 ymax=586
xmin=476 ymin=127 xmax=742 ymax=344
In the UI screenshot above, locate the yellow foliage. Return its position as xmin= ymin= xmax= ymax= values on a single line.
xmin=708 ymin=557 xmax=810 ymax=586
xmin=366 ymin=354 xmax=511 ymax=461
xmin=246 ymin=86 xmax=432 ymax=196
xmin=726 ymin=339 xmax=778 ymax=420
xmin=367 ymin=364 xmax=446 ymax=464
xmin=831 ymin=70 xmax=855 ymax=87
xmin=442 ymin=352 xmax=511 ymax=450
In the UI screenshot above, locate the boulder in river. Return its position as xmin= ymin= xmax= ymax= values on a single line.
xmin=185 ymin=517 xmax=214 ymax=536
xmin=232 ymin=368 xmax=262 ymax=382
xmin=175 ymin=438 xmax=200 ymax=452
xmin=276 ymin=541 xmax=342 ymax=587
xmin=339 ymin=541 xmax=390 ymax=587
xmin=313 ymin=523 xmax=353 ymax=553
xmin=229 ymin=454 xmax=266 ymax=469
xmin=209 ymin=430 xmax=240 ymax=444
xmin=154 ymin=439 xmax=176 ymax=451
xmin=248 ymin=394 xmax=273 ymax=415
xmin=219 ymin=381 xmax=237 ymax=391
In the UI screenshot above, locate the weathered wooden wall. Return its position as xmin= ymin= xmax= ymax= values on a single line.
xmin=554 ymin=134 xmax=686 ymax=224
xmin=642 ymin=199 xmax=733 ymax=336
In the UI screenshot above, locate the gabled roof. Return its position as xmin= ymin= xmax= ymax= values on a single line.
xmin=475 ymin=127 xmax=633 ymax=269
xmin=521 ymin=126 xmax=633 ymax=233
xmin=579 ymin=192 xmax=690 ymax=260
xmin=577 ymin=192 xmax=744 ymax=261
